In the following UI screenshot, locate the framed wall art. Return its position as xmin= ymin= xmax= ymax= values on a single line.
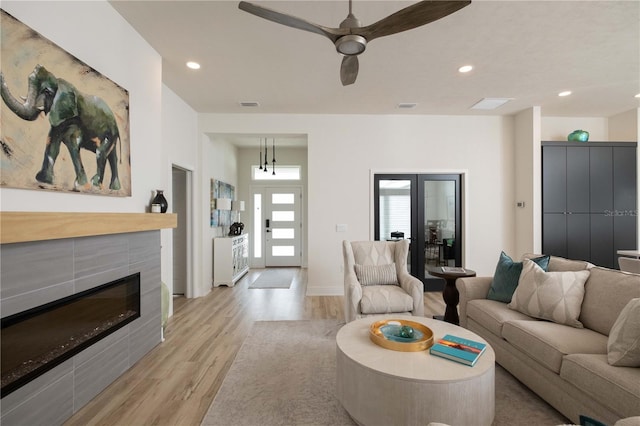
xmin=0 ymin=9 xmax=131 ymax=196
xmin=210 ymin=179 xmax=235 ymax=227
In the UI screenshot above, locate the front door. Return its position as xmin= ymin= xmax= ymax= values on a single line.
xmin=265 ymin=187 xmax=302 ymax=267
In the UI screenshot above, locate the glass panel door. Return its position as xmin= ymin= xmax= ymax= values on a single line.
xmin=374 ymin=175 xmax=416 ymax=274
xmin=265 ymin=187 xmax=302 ymax=267
xmin=375 ymin=174 xmax=462 ymax=291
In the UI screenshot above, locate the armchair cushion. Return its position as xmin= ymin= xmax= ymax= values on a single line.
xmin=354 ymin=263 xmax=398 ymax=286
xmin=360 ymin=285 xmax=415 ymax=315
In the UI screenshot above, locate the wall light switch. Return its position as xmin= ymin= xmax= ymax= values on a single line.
xmin=336 ymin=224 xmax=348 ymax=232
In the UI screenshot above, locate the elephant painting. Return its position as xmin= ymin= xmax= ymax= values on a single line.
xmin=1 ymin=64 xmax=121 ymax=191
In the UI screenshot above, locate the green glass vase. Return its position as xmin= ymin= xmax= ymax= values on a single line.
xmin=568 ymin=130 xmax=589 ymax=142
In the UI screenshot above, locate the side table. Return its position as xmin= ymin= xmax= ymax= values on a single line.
xmin=427 ymin=266 xmax=476 ymax=325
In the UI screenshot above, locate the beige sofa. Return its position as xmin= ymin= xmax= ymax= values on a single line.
xmin=456 ymin=255 xmax=640 ymax=425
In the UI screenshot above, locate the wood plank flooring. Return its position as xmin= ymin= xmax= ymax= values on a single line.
xmin=65 ymin=268 xmax=445 ymax=426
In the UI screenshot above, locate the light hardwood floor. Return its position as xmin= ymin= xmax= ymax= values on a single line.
xmin=65 ymin=268 xmax=445 ymax=426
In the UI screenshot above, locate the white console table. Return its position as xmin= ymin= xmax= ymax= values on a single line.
xmin=213 ymin=234 xmax=249 ymax=287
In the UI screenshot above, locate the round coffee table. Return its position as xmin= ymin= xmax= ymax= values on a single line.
xmin=336 ymin=315 xmax=495 ymax=426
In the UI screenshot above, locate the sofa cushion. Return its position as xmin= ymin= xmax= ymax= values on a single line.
xmin=560 ymin=354 xmax=640 ymax=419
xmin=508 ymin=259 xmax=590 ymax=328
xmin=502 ymin=320 xmax=608 ymax=373
xmin=467 ymin=299 xmax=536 ymax=337
xmin=607 ymin=298 xmax=640 ymax=367
xmin=615 ymin=417 xmax=640 ymax=426
xmin=522 ymin=253 xmax=593 ymax=272
xmin=580 ymin=267 xmax=640 ymax=336
xmin=360 ymin=285 xmax=414 ymax=314
xmin=487 ymin=251 xmax=550 ymax=303
xmin=355 ymin=263 xmax=397 ymax=286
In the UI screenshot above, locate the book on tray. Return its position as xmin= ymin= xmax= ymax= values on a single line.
xmin=429 ymin=334 xmax=487 ymax=366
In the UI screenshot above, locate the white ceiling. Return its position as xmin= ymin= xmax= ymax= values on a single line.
xmin=110 ymin=0 xmax=639 ymax=121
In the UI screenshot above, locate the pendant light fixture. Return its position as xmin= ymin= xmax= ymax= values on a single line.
xmin=259 ymin=138 xmax=263 ymax=171
xmin=263 ymin=137 xmax=269 ymax=173
xmin=271 ymin=138 xmax=276 ymax=176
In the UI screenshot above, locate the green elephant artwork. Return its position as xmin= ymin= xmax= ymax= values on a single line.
xmin=1 ymin=65 xmax=122 ymax=190
xmin=0 ymin=9 xmax=131 ymax=195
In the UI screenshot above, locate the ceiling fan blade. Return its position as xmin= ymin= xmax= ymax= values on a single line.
xmin=357 ymin=0 xmax=471 ymax=42
xmin=340 ymin=55 xmax=359 ymax=86
xmin=238 ymin=1 xmax=342 ymax=42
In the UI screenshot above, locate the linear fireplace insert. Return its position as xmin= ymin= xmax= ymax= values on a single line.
xmin=1 ymin=272 xmax=141 ymax=397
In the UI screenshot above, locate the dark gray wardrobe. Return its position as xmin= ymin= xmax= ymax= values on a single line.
xmin=542 ymin=141 xmax=637 ymax=269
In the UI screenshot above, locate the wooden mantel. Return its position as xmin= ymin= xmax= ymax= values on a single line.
xmin=0 ymin=212 xmax=177 ymax=244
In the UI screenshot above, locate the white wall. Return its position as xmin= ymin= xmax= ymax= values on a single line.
xmin=514 ymin=107 xmax=542 ymax=258
xmin=199 ymin=113 xmax=517 ymax=295
xmin=194 ymin=134 xmax=240 ymax=297
xmin=162 ymin=85 xmax=199 ymax=307
xmin=541 ymin=117 xmax=609 ymax=141
xmin=609 ymin=109 xmax=639 ymax=142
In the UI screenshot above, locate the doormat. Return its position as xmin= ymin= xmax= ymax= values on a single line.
xmin=248 ymin=269 xmax=293 ymax=289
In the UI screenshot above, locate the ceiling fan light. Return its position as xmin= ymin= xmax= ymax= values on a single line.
xmin=335 ymin=35 xmax=367 ymax=55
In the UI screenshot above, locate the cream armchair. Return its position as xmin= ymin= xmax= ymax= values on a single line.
xmin=342 ymin=240 xmax=424 ymax=322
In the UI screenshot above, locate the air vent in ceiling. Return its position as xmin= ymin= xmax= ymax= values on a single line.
xmin=398 ymin=103 xmax=418 ymax=109
xmin=470 ymin=98 xmax=513 ymax=110
xmin=240 ymin=101 xmax=260 ymax=107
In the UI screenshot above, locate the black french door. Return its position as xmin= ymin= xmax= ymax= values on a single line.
xmin=374 ymin=174 xmax=462 ymax=291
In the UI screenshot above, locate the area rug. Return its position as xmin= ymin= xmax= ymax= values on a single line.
xmin=201 ymin=320 xmax=570 ymax=426
xmin=248 ymin=269 xmax=294 ymax=289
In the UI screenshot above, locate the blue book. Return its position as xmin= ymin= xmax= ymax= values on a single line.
xmin=429 ymin=334 xmax=487 ymax=366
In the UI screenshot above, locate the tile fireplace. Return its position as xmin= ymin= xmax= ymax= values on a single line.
xmin=0 ymin=212 xmax=176 ymax=426
xmin=2 ymin=272 xmax=141 ymax=397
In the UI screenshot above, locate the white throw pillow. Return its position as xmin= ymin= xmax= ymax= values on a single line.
xmin=607 ymin=298 xmax=640 ymax=367
xmin=354 ymin=263 xmax=397 ymax=286
xmin=508 ymin=259 xmax=590 ymax=328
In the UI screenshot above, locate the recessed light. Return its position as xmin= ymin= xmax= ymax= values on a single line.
xmin=635 ymin=93 xmax=640 ymax=98
xmin=558 ymin=91 xmax=572 ymax=97
xmin=458 ymin=65 xmax=473 ymax=73
xmin=186 ymin=61 xmax=201 ymax=70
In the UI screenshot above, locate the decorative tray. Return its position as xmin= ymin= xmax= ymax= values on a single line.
xmin=369 ymin=319 xmax=434 ymax=352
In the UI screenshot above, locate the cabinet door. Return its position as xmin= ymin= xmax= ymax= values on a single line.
xmin=542 ymin=147 xmax=566 ymax=213
xmin=613 ymin=147 xmax=637 ymax=212
xmin=615 ymin=215 xmax=637 ymax=255
xmin=567 ymin=213 xmax=590 ymax=262
xmin=590 ymin=147 xmax=613 ymax=213
xmin=591 ymin=214 xmax=614 ymax=268
xmin=543 ymin=213 xmax=567 ymax=258
xmin=566 ymin=147 xmax=590 ymax=213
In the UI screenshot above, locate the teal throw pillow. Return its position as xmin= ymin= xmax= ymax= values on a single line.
xmin=487 ymin=251 xmax=550 ymax=303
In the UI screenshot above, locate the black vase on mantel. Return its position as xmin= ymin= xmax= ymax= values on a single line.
xmin=152 ymin=190 xmax=168 ymax=213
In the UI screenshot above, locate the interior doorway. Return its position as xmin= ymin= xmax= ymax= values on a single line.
xmin=374 ymin=173 xmax=463 ymax=291
xmin=172 ymin=165 xmax=192 ymax=297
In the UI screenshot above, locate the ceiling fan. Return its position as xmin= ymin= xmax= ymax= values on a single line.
xmin=238 ymin=0 xmax=471 ymax=86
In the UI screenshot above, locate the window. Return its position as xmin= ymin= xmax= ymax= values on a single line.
xmin=252 ymin=165 xmax=301 ymax=181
